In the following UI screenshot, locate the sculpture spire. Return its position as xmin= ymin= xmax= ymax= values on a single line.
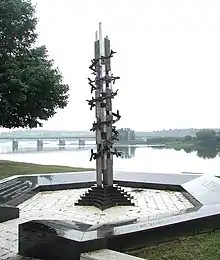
xmin=76 ymin=23 xmax=134 ymax=210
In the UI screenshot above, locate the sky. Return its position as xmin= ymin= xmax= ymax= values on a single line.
xmin=7 ymin=0 xmax=220 ymax=132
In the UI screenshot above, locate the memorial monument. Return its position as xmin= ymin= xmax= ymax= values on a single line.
xmin=1 ymin=22 xmax=219 ymax=260
xmin=76 ymin=23 xmax=134 ymax=210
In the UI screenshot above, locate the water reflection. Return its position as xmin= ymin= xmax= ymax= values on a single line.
xmin=196 ymin=147 xmax=218 ymax=159
xmin=182 ymin=147 xmax=193 ymax=154
xmin=118 ymin=146 xmax=136 ymax=159
xmin=43 ymin=175 xmax=53 ymax=182
xmin=0 ymin=175 xmax=39 ymax=204
xmin=149 ymin=144 xmax=220 ymax=159
xmin=19 ymin=176 xmax=38 ymax=188
xmin=180 ymin=146 xmax=219 ymax=159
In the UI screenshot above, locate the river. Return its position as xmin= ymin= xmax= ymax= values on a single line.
xmin=0 ymin=140 xmax=220 ymax=175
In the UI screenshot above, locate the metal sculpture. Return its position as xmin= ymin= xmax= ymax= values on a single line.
xmin=76 ymin=23 xmax=134 ymax=210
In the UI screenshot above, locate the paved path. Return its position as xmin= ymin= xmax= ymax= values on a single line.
xmin=0 ymin=187 xmax=193 ymax=259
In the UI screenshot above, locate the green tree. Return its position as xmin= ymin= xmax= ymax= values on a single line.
xmin=196 ymin=129 xmax=216 ymax=146
xmin=196 ymin=129 xmax=216 ymax=140
xmin=183 ymin=135 xmax=192 ymax=141
xmin=0 ymin=0 xmax=69 ymax=128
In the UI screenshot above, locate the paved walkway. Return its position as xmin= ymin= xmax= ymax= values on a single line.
xmin=0 ymin=187 xmax=193 ymax=259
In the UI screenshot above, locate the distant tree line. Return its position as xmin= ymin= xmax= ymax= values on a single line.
xmin=147 ymin=129 xmax=220 ymax=147
xmin=146 ymin=129 xmax=220 ymax=159
xmin=137 ymin=128 xmax=220 ymax=139
xmin=117 ymin=128 xmax=136 ymax=142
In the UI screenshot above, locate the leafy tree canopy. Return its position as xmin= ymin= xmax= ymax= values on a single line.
xmin=196 ymin=129 xmax=216 ymax=140
xmin=0 ymin=0 xmax=69 ymax=128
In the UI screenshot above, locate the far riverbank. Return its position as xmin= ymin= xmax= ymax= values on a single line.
xmin=146 ymin=129 xmax=220 ymax=156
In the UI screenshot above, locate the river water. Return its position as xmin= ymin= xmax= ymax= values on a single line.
xmin=0 ymin=140 xmax=220 ymax=175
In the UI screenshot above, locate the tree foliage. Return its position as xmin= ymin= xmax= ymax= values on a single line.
xmin=196 ymin=129 xmax=216 ymax=140
xmin=0 ymin=0 xmax=69 ymax=128
xmin=118 ymin=128 xmax=136 ymax=142
xmin=196 ymin=129 xmax=219 ymax=146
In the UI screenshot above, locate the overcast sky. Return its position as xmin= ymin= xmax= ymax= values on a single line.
xmin=14 ymin=0 xmax=220 ymax=131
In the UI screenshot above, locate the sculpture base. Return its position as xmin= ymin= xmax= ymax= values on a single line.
xmin=75 ymin=185 xmax=135 ymax=210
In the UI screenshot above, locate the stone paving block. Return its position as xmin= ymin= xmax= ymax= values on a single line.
xmin=135 ymin=194 xmax=147 ymax=209
xmin=160 ymin=193 xmax=177 ymax=210
xmin=169 ymin=194 xmax=187 ymax=211
xmin=182 ymin=199 xmax=194 ymax=209
xmin=146 ymin=196 xmax=158 ymax=209
xmin=154 ymin=194 xmax=167 ymax=210
xmin=81 ymin=249 xmax=144 ymax=260
xmin=0 ymin=247 xmax=10 ymax=258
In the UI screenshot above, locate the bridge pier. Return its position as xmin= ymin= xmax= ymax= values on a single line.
xmin=79 ymin=138 xmax=85 ymax=146
xmin=59 ymin=139 xmax=65 ymax=146
xmin=12 ymin=140 xmax=18 ymax=152
xmin=37 ymin=139 xmax=43 ymax=151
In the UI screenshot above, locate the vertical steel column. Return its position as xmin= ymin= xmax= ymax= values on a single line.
xmin=98 ymin=23 xmax=108 ymax=186
xmin=104 ymin=36 xmax=113 ymax=186
xmin=94 ymin=30 xmax=102 ymax=187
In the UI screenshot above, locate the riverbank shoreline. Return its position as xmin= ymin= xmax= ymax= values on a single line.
xmin=162 ymin=141 xmax=194 ymax=150
xmin=0 ymin=160 xmax=94 ymax=180
xmin=146 ymin=139 xmax=195 ymax=150
xmin=146 ymin=130 xmax=220 ymax=152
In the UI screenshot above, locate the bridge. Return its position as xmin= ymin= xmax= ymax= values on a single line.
xmin=0 ymin=136 xmax=96 ymax=152
xmin=0 ymin=136 xmax=95 ymax=140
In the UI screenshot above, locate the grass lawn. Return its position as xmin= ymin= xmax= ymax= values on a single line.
xmin=129 ymin=230 xmax=220 ymax=260
xmin=0 ymin=160 xmax=94 ymax=180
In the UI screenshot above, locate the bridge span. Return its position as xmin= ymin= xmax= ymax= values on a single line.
xmin=0 ymin=136 xmax=95 ymax=152
xmin=0 ymin=136 xmax=95 ymax=140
